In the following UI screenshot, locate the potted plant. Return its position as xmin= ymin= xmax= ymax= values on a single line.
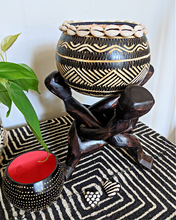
xmin=0 ymin=33 xmax=49 ymax=158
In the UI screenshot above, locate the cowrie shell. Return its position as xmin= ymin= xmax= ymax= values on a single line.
xmin=103 ymin=180 xmax=120 ymax=197
xmin=140 ymin=23 xmax=146 ymax=29
xmin=59 ymin=25 xmax=63 ymax=31
xmin=62 ymin=26 xmax=67 ymax=31
xmin=134 ymin=25 xmax=143 ymax=37
xmin=65 ymin=23 xmax=71 ymax=28
xmin=69 ymin=25 xmax=76 ymax=31
xmin=68 ymin=20 xmax=74 ymax=24
xmin=62 ymin=20 xmax=68 ymax=26
xmin=67 ymin=29 xmax=76 ymax=36
xmin=139 ymin=24 xmax=148 ymax=35
xmin=91 ymin=26 xmax=104 ymax=37
xmin=120 ymin=25 xmax=134 ymax=37
xmin=143 ymin=28 xmax=149 ymax=35
xmin=76 ymin=26 xmax=90 ymax=37
xmin=105 ymin=25 xmax=120 ymax=37
xmin=132 ymin=21 xmax=138 ymax=24
xmin=67 ymin=25 xmax=76 ymax=36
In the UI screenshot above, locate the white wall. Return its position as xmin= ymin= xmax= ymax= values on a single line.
xmin=0 ymin=0 xmax=175 ymax=143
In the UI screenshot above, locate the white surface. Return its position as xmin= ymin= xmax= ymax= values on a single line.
xmin=0 ymin=0 xmax=175 ymax=143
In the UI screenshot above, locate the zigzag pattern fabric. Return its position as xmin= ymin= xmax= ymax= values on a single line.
xmin=0 ymin=115 xmax=175 ymax=220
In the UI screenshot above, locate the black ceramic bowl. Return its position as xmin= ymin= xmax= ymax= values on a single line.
xmin=2 ymin=150 xmax=64 ymax=212
xmin=56 ymin=20 xmax=151 ymax=97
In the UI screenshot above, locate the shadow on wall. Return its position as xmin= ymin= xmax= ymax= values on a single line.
xmin=167 ymin=127 xmax=176 ymax=144
xmin=31 ymin=44 xmax=66 ymax=121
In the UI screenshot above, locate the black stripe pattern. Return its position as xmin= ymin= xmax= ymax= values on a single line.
xmin=0 ymin=115 xmax=175 ymax=220
xmin=103 ymin=180 xmax=120 ymax=197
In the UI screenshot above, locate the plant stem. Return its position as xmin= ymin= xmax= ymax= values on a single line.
xmin=4 ymin=52 xmax=7 ymax=62
xmin=0 ymin=53 xmax=5 ymax=62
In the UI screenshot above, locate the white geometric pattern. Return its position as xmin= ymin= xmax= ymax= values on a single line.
xmin=0 ymin=116 xmax=175 ymax=220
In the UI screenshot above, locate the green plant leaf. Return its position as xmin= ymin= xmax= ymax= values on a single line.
xmin=13 ymin=63 xmax=40 ymax=93
xmin=18 ymin=64 xmax=37 ymax=77
xmin=11 ymin=78 xmax=40 ymax=93
xmin=0 ymin=33 xmax=21 ymax=52
xmin=0 ymin=81 xmax=12 ymax=116
xmin=0 ymin=90 xmax=12 ymax=117
xmin=0 ymin=62 xmax=39 ymax=80
xmin=0 ymin=62 xmax=40 ymax=93
xmin=6 ymin=81 xmax=48 ymax=154
xmin=0 ymin=81 xmax=7 ymax=92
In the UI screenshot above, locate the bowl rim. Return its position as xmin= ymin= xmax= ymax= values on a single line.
xmin=70 ymin=21 xmax=137 ymax=27
xmin=4 ymin=150 xmax=60 ymax=185
xmin=59 ymin=20 xmax=148 ymax=38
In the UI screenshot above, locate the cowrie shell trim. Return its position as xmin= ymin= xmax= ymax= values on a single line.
xmin=59 ymin=20 xmax=148 ymax=38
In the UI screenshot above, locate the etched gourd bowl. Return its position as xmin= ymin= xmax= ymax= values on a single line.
xmin=56 ymin=20 xmax=151 ymax=97
xmin=2 ymin=150 xmax=64 ymax=212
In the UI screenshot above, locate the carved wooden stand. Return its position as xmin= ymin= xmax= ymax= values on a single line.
xmin=45 ymin=65 xmax=155 ymax=180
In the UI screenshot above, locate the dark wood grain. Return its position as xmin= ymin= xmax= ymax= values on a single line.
xmin=79 ymin=85 xmax=155 ymax=140
xmin=108 ymin=133 xmax=153 ymax=169
xmin=65 ymin=120 xmax=107 ymax=180
xmin=45 ymin=65 xmax=155 ymax=180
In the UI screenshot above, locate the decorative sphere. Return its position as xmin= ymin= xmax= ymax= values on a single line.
xmin=56 ymin=21 xmax=151 ymax=97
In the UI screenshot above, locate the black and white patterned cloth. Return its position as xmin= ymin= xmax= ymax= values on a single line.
xmin=0 ymin=115 xmax=175 ymax=220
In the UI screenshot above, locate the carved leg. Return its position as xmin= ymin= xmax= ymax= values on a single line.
xmin=108 ymin=133 xmax=153 ymax=169
xmin=65 ymin=121 xmax=107 ymax=180
xmin=121 ymin=118 xmax=138 ymax=134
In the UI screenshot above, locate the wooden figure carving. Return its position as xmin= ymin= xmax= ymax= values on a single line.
xmin=45 ymin=66 xmax=154 ymax=180
xmin=45 ymin=20 xmax=155 ymax=180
